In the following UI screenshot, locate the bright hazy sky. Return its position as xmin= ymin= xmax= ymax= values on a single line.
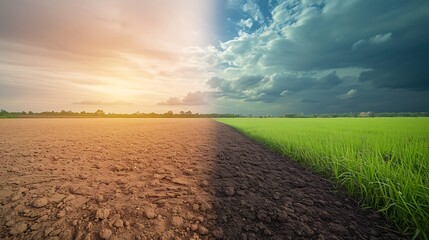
xmin=1 ymin=0 xmax=429 ymax=114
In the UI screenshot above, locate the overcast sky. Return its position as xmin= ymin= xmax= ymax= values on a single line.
xmin=1 ymin=0 xmax=429 ymax=114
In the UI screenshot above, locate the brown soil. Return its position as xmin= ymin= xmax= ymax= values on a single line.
xmin=0 ymin=119 xmax=403 ymax=239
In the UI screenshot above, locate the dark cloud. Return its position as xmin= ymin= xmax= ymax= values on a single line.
xmin=158 ymin=91 xmax=210 ymax=106
xmin=208 ymin=71 xmax=344 ymax=102
xmin=207 ymin=0 xmax=429 ymax=113
xmin=358 ymin=51 xmax=429 ymax=90
xmin=318 ymin=72 xmax=343 ymax=89
xmin=260 ymin=1 xmax=429 ymax=81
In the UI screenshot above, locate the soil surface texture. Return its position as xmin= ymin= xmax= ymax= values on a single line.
xmin=0 ymin=119 xmax=403 ymax=239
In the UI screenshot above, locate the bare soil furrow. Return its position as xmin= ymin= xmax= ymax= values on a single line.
xmin=0 ymin=119 xmax=402 ymax=239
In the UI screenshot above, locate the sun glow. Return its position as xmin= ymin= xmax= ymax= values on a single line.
xmin=0 ymin=0 xmax=216 ymax=113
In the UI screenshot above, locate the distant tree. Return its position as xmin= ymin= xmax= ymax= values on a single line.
xmin=162 ymin=111 xmax=174 ymax=117
xmin=179 ymin=111 xmax=185 ymax=115
xmin=185 ymin=111 xmax=192 ymax=115
xmin=95 ymin=109 xmax=105 ymax=115
xmin=359 ymin=111 xmax=374 ymax=117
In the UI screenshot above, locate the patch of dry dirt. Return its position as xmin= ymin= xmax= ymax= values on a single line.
xmin=0 ymin=119 xmax=403 ymax=239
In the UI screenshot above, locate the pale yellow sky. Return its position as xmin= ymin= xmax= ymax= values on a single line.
xmin=0 ymin=0 xmax=216 ymax=113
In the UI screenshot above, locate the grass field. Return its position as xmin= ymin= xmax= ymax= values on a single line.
xmin=216 ymin=118 xmax=429 ymax=238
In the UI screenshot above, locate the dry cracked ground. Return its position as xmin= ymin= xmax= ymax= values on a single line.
xmin=0 ymin=119 xmax=403 ymax=239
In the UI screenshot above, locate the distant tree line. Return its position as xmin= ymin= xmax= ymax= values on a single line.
xmin=0 ymin=109 xmax=240 ymax=118
xmin=279 ymin=112 xmax=429 ymax=118
xmin=1 ymin=109 xmax=428 ymax=118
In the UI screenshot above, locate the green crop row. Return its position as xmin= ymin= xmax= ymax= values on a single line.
xmin=216 ymin=118 xmax=429 ymax=239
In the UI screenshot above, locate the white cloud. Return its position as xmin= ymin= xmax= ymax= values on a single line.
xmin=352 ymin=39 xmax=367 ymax=50
xmin=239 ymin=18 xmax=253 ymax=29
xmin=158 ymin=91 xmax=211 ymax=105
xmin=352 ymin=32 xmax=392 ymax=50
xmin=271 ymin=0 xmax=307 ymax=29
xmin=280 ymin=90 xmax=289 ymax=96
xmin=346 ymin=89 xmax=357 ymax=97
xmin=337 ymin=89 xmax=357 ymax=99
xmin=369 ymin=32 xmax=392 ymax=44
xmin=242 ymin=0 xmax=264 ymax=24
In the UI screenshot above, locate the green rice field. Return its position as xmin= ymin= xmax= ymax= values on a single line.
xmin=216 ymin=118 xmax=429 ymax=238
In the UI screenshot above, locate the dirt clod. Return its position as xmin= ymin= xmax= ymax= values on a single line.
xmin=200 ymin=201 xmax=211 ymax=212
xmin=113 ymin=219 xmax=124 ymax=228
xmin=49 ymin=194 xmax=66 ymax=204
xmin=10 ymin=222 xmax=27 ymax=235
xmin=99 ymin=228 xmax=112 ymax=239
xmin=171 ymin=216 xmax=184 ymax=227
xmin=190 ymin=224 xmax=198 ymax=232
xmin=10 ymin=193 xmax=22 ymax=202
xmin=96 ymin=208 xmax=110 ymax=220
xmin=44 ymin=227 xmax=54 ymax=237
xmin=212 ymin=228 xmax=224 ymax=239
xmin=30 ymin=223 xmax=41 ymax=230
xmin=31 ymin=197 xmax=48 ymax=208
xmin=143 ymin=207 xmax=157 ymax=219
xmin=329 ymin=222 xmax=349 ymax=235
xmin=198 ymin=226 xmax=209 ymax=235
xmin=5 ymin=221 xmax=15 ymax=227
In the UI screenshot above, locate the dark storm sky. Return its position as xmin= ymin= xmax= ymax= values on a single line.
xmin=207 ymin=0 xmax=429 ymax=114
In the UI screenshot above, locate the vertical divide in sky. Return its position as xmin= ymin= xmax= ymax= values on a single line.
xmin=0 ymin=0 xmax=429 ymax=114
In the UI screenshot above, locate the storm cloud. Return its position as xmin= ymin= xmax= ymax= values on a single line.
xmin=204 ymin=0 xmax=429 ymax=114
